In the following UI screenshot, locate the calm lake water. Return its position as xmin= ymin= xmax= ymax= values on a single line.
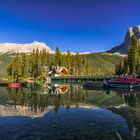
xmin=0 ymin=83 xmax=140 ymax=140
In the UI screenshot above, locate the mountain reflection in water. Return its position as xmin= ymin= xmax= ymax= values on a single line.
xmin=0 ymin=83 xmax=140 ymax=139
xmin=0 ymin=107 xmax=131 ymax=140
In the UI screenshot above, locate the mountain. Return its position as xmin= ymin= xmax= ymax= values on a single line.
xmin=107 ymin=26 xmax=140 ymax=54
xmin=0 ymin=41 xmax=91 ymax=55
xmin=0 ymin=41 xmax=54 ymax=54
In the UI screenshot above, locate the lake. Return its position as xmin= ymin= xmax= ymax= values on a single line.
xmin=0 ymin=83 xmax=140 ymax=140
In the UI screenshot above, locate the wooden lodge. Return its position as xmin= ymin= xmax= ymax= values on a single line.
xmin=48 ymin=66 xmax=68 ymax=77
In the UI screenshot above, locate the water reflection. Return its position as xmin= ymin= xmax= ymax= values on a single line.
xmin=0 ymin=107 xmax=131 ymax=140
xmin=48 ymin=84 xmax=68 ymax=95
xmin=0 ymin=83 xmax=140 ymax=139
xmin=4 ymin=84 xmax=90 ymax=113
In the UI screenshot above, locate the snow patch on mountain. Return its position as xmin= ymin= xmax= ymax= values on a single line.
xmin=0 ymin=41 xmax=55 ymax=53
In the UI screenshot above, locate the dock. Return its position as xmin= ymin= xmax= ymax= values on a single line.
xmin=51 ymin=76 xmax=118 ymax=83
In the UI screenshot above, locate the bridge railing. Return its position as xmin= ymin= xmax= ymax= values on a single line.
xmin=51 ymin=75 xmax=117 ymax=80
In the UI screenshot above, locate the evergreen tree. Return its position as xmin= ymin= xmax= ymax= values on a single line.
xmin=54 ymin=47 xmax=62 ymax=66
xmin=116 ymin=35 xmax=140 ymax=75
xmin=7 ymin=48 xmax=92 ymax=79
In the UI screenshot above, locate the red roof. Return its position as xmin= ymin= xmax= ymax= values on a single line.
xmin=109 ymin=77 xmax=140 ymax=85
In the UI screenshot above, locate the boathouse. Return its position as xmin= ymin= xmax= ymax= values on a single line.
xmin=48 ymin=66 xmax=68 ymax=77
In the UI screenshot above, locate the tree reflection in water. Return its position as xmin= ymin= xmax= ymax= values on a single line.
xmin=2 ymin=84 xmax=140 ymax=139
xmin=7 ymin=83 xmax=89 ymax=113
xmin=106 ymin=89 xmax=140 ymax=139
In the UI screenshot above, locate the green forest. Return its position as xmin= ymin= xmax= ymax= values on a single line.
xmin=7 ymin=47 xmax=90 ymax=80
xmin=5 ymin=47 xmax=123 ymax=81
xmin=115 ymin=35 xmax=140 ymax=75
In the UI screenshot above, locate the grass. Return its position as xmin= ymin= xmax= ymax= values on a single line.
xmin=82 ymin=53 xmax=124 ymax=75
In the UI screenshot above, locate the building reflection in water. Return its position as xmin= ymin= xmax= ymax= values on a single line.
xmin=0 ymin=83 xmax=140 ymax=138
xmin=48 ymin=84 xmax=68 ymax=95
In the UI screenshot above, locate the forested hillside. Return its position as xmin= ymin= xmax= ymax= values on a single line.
xmin=0 ymin=50 xmax=123 ymax=80
xmin=82 ymin=53 xmax=123 ymax=76
xmin=0 ymin=53 xmax=15 ymax=78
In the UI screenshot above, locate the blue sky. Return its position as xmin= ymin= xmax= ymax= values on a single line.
xmin=0 ymin=0 xmax=140 ymax=52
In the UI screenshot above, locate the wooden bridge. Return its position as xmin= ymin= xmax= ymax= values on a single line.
xmin=51 ymin=76 xmax=118 ymax=83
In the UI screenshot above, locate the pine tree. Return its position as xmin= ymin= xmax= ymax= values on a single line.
xmin=7 ymin=48 xmax=92 ymax=79
xmin=128 ymin=35 xmax=139 ymax=74
xmin=54 ymin=47 xmax=62 ymax=66
xmin=115 ymin=35 xmax=140 ymax=75
xmin=21 ymin=53 xmax=28 ymax=78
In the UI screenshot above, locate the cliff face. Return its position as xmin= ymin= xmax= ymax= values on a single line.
xmin=107 ymin=26 xmax=140 ymax=54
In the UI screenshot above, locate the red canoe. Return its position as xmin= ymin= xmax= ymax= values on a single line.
xmin=7 ymin=82 xmax=24 ymax=88
xmin=108 ymin=77 xmax=140 ymax=85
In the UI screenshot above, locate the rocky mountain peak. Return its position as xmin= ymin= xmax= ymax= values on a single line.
xmin=0 ymin=41 xmax=55 ymax=54
xmin=107 ymin=26 xmax=140 ymax=54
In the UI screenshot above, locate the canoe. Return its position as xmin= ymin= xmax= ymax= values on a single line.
xmin=83 ymin=77 xmax=140 ymax=90
xmin=7 ymin=82 xmax=25 ymax=88
xmin=108 ymin=77 xmax=140 ymax=85
xmin=105 ymin=77 xmax=140 ymax=89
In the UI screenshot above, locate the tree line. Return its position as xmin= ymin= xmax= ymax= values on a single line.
xmin=7 ymin=47 xmax=90 ymax=80
xmin=115 ymin=35 xmax=140 ymax=75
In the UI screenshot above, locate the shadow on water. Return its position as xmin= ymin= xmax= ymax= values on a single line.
xmin=0 ymin=83 xmax=140 ymax=139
